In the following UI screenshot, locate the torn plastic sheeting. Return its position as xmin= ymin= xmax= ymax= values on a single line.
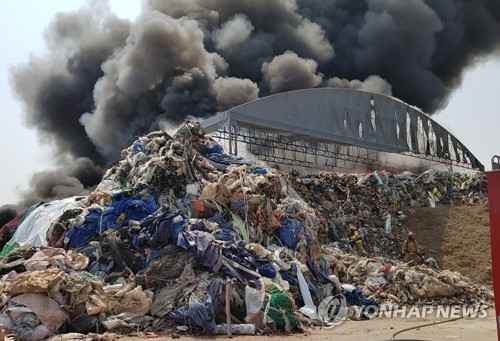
xmin=0 ymin=304 xmax=52 ymax=341
xmin=214 ymin=324 xmax=256 ymax=335
xmin=245 ymin=278 xmax=265 ymax=317
xmin=222 ymin=240 xmax=257 ymax=272
xmin=83 ymin=195 xmax=158 ymax=236
xmin=204 ymin=153 xmax=256 ymax=170
xmin=64 ymin=225 xmax=99 ymax=249
xmin=307 ymin=255 xmax=335 ymax=286
xmin=255 ymin=259 xmax=277 ymax=278
xmin=24 ymin=248 xmax=89 ymax=272
xmin=176 ymin=230 xmax=222 ymax=272
xmin=131 ymin=204 xmax=186 ymax=250
xmin=341 ymin=285 xmax=379 ymax=309
xmin=10 ymin=293 xmax=69 ymax=333
xmin=204 ymin=144 xmax=223 ymax=155
xmin=0 ymin=202 xmax=44 ymax=246
xmin=7 ymin=196 xmax=86 ymax=248
xmin=295 ymin=265 xmax=320 ymax=321
xmin=0 ymin=215 xmax=22 ymax=236
xmin=168 ymin=294 xmax=216 ymax=333
xmin=208 ymin=214 xmax=238 ymax=243
xmin=150 ymin=282 xmax=190 ymax=317
xmin=102 ymin=312 xmax=154 ymax=331
xmin=109 ymin=194 xmax=158 ymax=224
xmin=230 ymin=212 xmax=249 ymax=244
xmin=107 ymin=285 xmax=154 ymax=316
xmin=87 ymin=259 xmax=115 ymax=278
xmin=0 ymin=268 xmax=95 ymax=311
xmin=279 ymin=217 xmax=303 ymax=249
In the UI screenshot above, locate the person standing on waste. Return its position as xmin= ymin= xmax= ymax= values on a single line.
xmin=349 ymin=225 xmax=367 ymax=256
xmin=402 ymin=231 xmax=421 ymax=266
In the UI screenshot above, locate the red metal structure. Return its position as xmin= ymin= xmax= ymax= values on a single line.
xmin=487 ymin=155 xmax=500 ymax=340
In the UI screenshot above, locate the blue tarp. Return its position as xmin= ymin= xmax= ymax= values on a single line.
xmin=168 ymin=294 xmax=216 ymax=332
xmin=130 ymin=205 xmax=186 ymax=250
xmin=66 ymin=195 xmax=158 ymax=249
xmin=343 ymin=286 xmax=379 ymax=309
xmin=279 ymin=217 xmax=303 ymax=249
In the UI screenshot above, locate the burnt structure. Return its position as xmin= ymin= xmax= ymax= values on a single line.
xmin=202 ymin=88 xmax=483 ymax=172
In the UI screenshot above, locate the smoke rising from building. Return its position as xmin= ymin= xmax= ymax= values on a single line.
xmin=4 ymin=0 xmax=500 ymax=214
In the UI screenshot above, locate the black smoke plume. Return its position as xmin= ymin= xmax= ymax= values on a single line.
xmin=0 ymin=206 xmax=18 ymax=228
xmin=6 ymin=0 xmax=500 ymax=210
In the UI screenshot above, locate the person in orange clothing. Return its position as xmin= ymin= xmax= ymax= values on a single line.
xmin=349 ymin=225 xmax=367 ymax=256
xmin=402 ymin=231 xmax=421 ymax=266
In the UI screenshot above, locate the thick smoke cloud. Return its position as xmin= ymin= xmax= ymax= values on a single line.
xmin=262 ymin=51 xmax=323 ymax=94
xmin=6 ymin=0 xmax=500 ymax=210
xmin=326 ymin=75 xmax=392 ymax=96
xmin=0 ymin=206 xmax=18 ymax=228
xmin=19 ymin=157 xmax=103 ymax=208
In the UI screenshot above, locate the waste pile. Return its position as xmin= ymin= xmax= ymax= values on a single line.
xmin=321 ymin=246 xmax=491 ymax=306
xmin=0 ymin=122 xmax=492 ymax=340
xmin=288 ymin=169 xmax=487 ymax=258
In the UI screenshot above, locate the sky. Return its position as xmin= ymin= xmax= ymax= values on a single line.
xmin=1 ymin=1 xmax=499 ymax=207
xmin=0 ymin=1 xmax=140 ymax=207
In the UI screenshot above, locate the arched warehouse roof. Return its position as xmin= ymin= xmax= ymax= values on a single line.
xmin=202 ymin=88 xmax=483 ymax=171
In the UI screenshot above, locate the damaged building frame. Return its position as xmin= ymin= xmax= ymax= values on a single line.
xmin=202 ymin=88 xmax=484 ymax=172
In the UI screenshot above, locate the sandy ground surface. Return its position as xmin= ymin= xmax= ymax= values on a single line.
xmin=403 ymin=203 xmax=492 ymax=285
xmin=118 ymin=308 xmax=497 ymax=341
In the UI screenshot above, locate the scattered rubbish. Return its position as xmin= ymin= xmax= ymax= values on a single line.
xmin=0 ymin=122 xmax=491 ymax=339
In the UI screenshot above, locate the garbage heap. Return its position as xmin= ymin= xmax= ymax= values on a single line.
xmin=288 ymin=169 xmax=487 ymax=258
xmin=0 ymin=122 xmax=492 ymax=340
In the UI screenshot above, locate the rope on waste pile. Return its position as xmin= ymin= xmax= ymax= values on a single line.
xmin=391 ymin=304 xmax=493 ymax=340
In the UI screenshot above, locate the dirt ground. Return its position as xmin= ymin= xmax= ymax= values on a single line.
xmin=119 ymin=307 xmax=497 ymax=341
xmin=403 ymin=203 xmax=492 ymax=286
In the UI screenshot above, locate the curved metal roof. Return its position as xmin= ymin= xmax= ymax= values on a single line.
xmin=202 ymin=88 xmax=483 ymax=171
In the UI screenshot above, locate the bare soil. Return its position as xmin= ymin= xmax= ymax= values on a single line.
xmin=121 ymin=308 xmax=497 ymax=341
xmin=403 ymin=203 xmax=492 ymax=286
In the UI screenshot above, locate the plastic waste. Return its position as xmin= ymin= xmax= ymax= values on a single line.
xmin=295 ymin=264 xmax=320 ymax=321
xmin=384 ymin=214 xmax=392 ymax=234
xmin=214 ymin=324 xmax=256 ymax=335
xmin=245 ymin=279 xmax=265 ymax=316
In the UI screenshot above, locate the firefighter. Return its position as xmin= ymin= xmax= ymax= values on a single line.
xmin=349 ymin=225 xmax=367 ymax=256
xmin=402 ymin=231 xmax=421 ymax=266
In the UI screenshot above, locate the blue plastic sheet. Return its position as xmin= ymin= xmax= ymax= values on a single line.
xmin=88 ymin=259 xmax=115 ymax=278
xmin=255 ymin=259 xmax=277 ymax=278
xmin=343 ymin=286 xmax=379 ymax=309
xmin=204 ymin=153 xmax=256 ymax=171
xmin=131 ymin=205 xmax=186 ymax=250
xmin=132 ymin=140 xmax=147 ymax=154
xmin=222 ymin=240 xmax=256 ymax=270
xmin=250 ymin=168 xmax=267 ymax=174
xmin=168 ymin=294 xmax=216 ymax=332
xmin=65 ymin=195 xmax=157 ymax=249
xmin=65 ymin=225 xmax=99 ymax=249
xmin=208 ymin=215 xmax=238 ymax=243
xmin=279 ymin=217 xmax=303 ymax=249
xmin=176 ymin=230 xmax=222 ymax=271
xmin=204 ymin=144 xmax=223 ymax=154
xmin=280 ymin=272 xmax=298 ymax=286
xmin=86 ymin=195 xmax=157 ymax=235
